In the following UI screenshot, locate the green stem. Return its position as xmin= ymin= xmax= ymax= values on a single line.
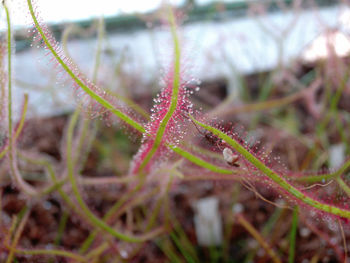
xmin=4 ymin=2 xmax=37 ymax=196
xmin=85 ymin=243 xmax=110 ymax=260
xmin=38 ymin=177 xmax=68 ymax=196
xmin=336 ymin=177 xmax=350 ymax=197
xmin=6 ymin=208 xmax=30 ymax=263
xmin=5 ymin=1 xmax=12 ymax=146
xmin=294 ymin=159 xmax=350 ymax=183
xmin=54 ymin=210 xmax=69 ymax=246
xmin=169 ymin=145 xmax=233 ymax=174
xmin=190 ymin=115 xmax=350 ymax=219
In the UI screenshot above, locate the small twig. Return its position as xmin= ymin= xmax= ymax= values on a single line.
xmin=80 ymin=175 xmax=134 ymax=185
xmin=301 ymin=180 xmax=334 ymax=190
xmin=236 ymin=214 xmax=282 ymax=263
xmin=241 ymin=178 xmax=291 ymax=210
xmin=337 ymin=218 xmax=348 ymax=263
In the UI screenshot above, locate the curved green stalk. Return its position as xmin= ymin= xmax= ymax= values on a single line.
xmin=17 ymin=150 xmax=142 ymax=245
xmin=137 ymin=6 xmax=181 ymax=173
xmin=17 ymin=152 xmax=77 ymax=208
xmin=80 ymin=179 xmax=163 ymax=252
xmin=190 ymin=115 xmax=350 ymax=219
xmin=66 ymin=108 xmax=146 ymax=242
xmin=79 ymin=178 xmax=146 ymax=252
xmin=80 ymin=163 xmax=184 ymax=253
xmin=27 ymin=0 xmax=145 ymax=133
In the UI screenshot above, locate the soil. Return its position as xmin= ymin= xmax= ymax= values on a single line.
xmin=0 ymin=110 xmax=348 ymax=262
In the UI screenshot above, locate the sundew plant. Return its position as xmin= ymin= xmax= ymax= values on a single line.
xmin=1 ymin=0 xmax=350 ymax=262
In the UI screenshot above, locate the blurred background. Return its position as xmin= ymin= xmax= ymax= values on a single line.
xmin=7 ymin=0 xmax=350 ymax=118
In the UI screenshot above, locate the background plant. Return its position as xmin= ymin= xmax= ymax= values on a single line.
xmin=0 ymin=0 xmax=350 ymax=262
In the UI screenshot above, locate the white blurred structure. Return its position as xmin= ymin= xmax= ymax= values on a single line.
xmin=193 ymin=197 xmax=223 ymax=246
xmin=302 ymin=30 xmax=350 ymax=62
xmin=329 ymin=144 xmax=345 ymax=169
